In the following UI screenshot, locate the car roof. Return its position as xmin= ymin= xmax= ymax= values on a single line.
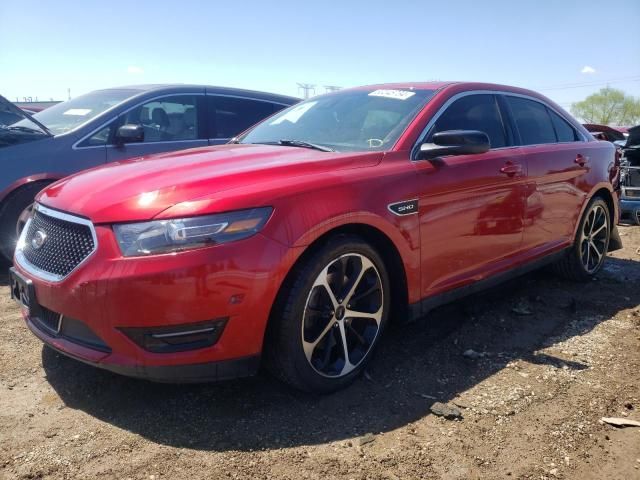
xmin=342 ymin=81 xmax=552 ymax=98
xmin=346 ymin=81 xmax=455 ymax=91
xmin=92 ymin=84 xmax=300 ymax=104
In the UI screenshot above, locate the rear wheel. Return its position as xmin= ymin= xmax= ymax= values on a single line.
xmin=553 ymin=197 xmax=610 ymax=281
xmin=265 ymin=236 xmax=390 ymax=393
xmin=0 ymin=182 xmax=50 ymax=261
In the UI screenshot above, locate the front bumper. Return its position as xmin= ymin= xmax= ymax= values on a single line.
xmin=13 ymin=224 xmax=297 ymax=382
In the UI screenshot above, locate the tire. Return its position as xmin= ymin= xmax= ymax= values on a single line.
xmin=0 ymin=182 xmax=50 ymax=261
xmin=553 ymin=197 xmax=611 ymax=281
xmin=265 ymin=235 xmax=391 ymax=393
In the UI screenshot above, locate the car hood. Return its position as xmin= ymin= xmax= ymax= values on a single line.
xmin=38 ymin=144 xmax=382 ymax=223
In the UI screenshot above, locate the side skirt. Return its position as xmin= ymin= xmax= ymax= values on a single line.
xmin=407 ymin=247 xmax=571 ymax=322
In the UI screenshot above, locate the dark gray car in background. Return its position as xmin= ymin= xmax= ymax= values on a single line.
xmin=0 ymin=85 xmax=299 ymax=259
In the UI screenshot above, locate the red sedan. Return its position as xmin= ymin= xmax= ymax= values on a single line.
xmin=10 ymin=82 xmax=621 ymax=392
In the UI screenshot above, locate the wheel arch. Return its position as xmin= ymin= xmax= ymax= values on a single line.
xmin=572 ymin=184 xmax=616 ymax=237
xmin=265 ymin=222 xmax=410 ymax=347
xmin=0 ymin=174 xmax=61 ymax=206
xmin=572 ymin=184 xmax=621 ymax=252
xmin=590 ymin=186 xmax=616 ymax=224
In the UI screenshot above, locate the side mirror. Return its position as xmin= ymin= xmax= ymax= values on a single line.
xmin=115 ymin=124 xmax=144 ymax=145
xmin=418 ymin=130 xmax=490 ymax=160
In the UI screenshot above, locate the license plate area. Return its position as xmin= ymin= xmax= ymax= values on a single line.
xmin=9 ymin=268 xmax=62 ymax=335
xmin=10 ymin=267 xmax=34 ymax=312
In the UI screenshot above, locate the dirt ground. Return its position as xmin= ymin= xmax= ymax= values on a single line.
xmin=1 ymin=227 xmax=639 ymax=480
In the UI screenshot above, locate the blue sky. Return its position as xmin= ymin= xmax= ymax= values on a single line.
xmin=1 ymin=0 xmax=639 ymax=110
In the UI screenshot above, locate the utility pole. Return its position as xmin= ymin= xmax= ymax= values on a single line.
xmin=324 ymin=85 xmax=341 ymax=93
xmin=297 ymin=83 xmax=316 ymax=99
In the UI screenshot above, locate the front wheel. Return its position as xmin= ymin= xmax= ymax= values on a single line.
xmin=553 ymin=197 xmax=610 ymax=281
xmin=265 ymin=236 xmax=390 ymax=393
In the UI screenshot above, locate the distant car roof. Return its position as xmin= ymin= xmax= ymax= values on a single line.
xmin=96 ymin=84 xmax=299 ymax=104
xmin=583 ymin=124 xmax=628 ymax=134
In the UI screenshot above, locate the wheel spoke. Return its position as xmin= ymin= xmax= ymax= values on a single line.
xmin=344 ymin=306 xmax=383 ymax=325
xmin=348 ymin=283 xmax=380 ymax=305
xmin=590 ymin=240 xmax=603 ymax=262
xmin=584 ymin=209 xmax=594 ymax=236
xmin=302 ymin=318 xmax=336 ymax=361
xmin=313 ymin=266 xmax=339 ymax=309
xmin=343 ymin=256 xmax=374 ymax=305
xmin=591 ymin=222 xmax=606 ymax=237
xmin=584 ymin=240 xmax=591 ymax=268
xmin=337 ymin=321 xmax=356 ymax=376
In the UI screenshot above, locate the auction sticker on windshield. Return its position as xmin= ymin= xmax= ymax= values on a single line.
xmin=368 ymin=90 xmax=416 ymax=100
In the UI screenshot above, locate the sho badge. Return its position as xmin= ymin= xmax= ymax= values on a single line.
xmin=387 ymin=199 xmax=418 ymax=216
xmin=31 ymin=230 xmax=47 ymax=250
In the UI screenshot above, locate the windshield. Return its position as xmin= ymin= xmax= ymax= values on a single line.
xmin=239 ymin=88 xmax=436 ymax=152
xmin=12 ymin=89 xmax=139 ymax=135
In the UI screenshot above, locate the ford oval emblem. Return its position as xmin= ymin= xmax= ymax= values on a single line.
xmin=31 ymin=230 xmax=47 ymax=250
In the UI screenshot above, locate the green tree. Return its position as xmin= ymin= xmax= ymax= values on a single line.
xmin=571 ymin=87 xmax=640 ymax=125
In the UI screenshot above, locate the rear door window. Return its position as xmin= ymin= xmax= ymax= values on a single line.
xmin=430 ymin=94 xmax=507 ymax=148
xmin=506 ymin=96 xmax=557 ymax=145
xmin=208 ymin=96 xmax=278 ymax=139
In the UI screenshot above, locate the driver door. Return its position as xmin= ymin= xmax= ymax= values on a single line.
xmin=414 ymin=93 xmax=527 ymax=298
xmin=106 ymin=94 xmax=207 ymax=162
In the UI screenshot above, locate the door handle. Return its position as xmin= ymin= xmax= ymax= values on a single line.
xmin=500 ymin=162 xmax=522 ymax=177
xmin=575 ymin=154 xmax=588 ymax=166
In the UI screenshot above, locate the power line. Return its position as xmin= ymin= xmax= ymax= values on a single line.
xmin=536 ymin=75 xmax=640 ymax=91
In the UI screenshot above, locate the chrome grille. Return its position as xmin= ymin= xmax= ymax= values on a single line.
xmin=19 ymin=206 xmax=95 ymax=279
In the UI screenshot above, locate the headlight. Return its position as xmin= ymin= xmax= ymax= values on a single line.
xmin=113 ymin=207 xmax=272 ymax=257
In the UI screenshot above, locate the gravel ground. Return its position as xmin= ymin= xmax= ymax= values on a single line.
xmin=1 ymin=226 xmax=639 ymax=480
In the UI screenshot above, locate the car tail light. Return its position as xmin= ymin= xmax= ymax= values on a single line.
xmin=120 ymin=318 xmax=228 ymax=353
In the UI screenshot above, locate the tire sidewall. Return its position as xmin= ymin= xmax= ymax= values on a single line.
xmin=284 ymin=237 xmax=391 ymax=393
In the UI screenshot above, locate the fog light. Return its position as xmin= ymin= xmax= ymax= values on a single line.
xmin=120 ymin=318 xmax=228 ymax=353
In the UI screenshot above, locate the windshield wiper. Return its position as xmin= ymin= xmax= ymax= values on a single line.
xmin=278 ymin=139 xmax=334 ymax=152
xmin=7 ymin=125 xmax=48 ymax=135
xmin=0 ymin=95 xmax=52 ymax=136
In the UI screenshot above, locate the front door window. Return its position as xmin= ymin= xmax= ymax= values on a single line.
xmin=122 ymin=95 xmax=199 ymax=143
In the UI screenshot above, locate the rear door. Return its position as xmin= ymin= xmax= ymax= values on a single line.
xmin=414 ymin=93 xmax=527 ymax=297
xmin=106 ymin=94 xmax=208 ymax=162
xmin=503 ymin=95 xmax=587 ymax=252
xmin=207 ymin=95 xmax=282 ymax=145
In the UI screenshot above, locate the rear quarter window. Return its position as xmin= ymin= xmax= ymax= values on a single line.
xmin=549 ymin=109 xmax=578 ymax=142
xmin=209 ymin=96 xmax=278 ymax=139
